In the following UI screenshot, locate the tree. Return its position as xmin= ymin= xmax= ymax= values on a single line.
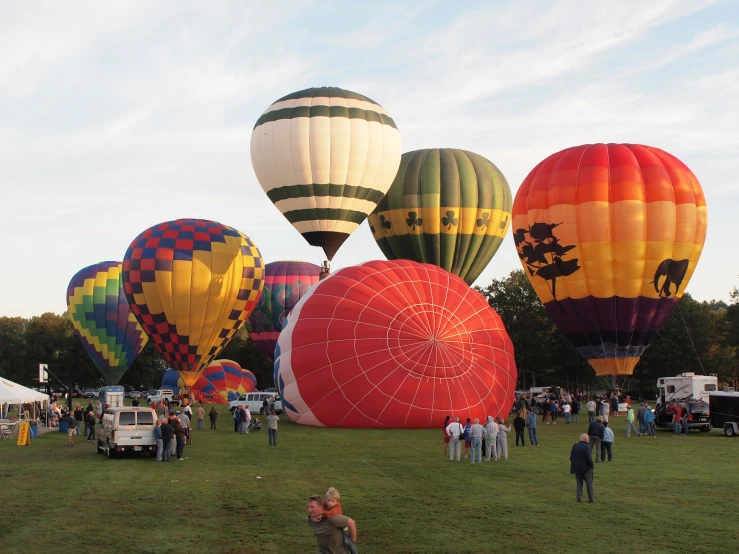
xmin=0 ymin=317 xmax=26 ymax=381
xmin=218 ymin=325 xmax=274 ymax=390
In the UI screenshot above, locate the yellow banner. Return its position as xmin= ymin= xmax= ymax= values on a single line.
xmin=17 ymin=421 xmax=30 ymax=446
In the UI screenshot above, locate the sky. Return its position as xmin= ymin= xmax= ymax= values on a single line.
xmin=1 ymin=0 xmax=738 ymax=317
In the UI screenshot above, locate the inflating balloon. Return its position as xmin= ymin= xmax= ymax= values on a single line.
xmin=122 ymin=219 xmax=264 ymax=386
xmin=512 ymin=143 xmax=707 ymax=376
xmin=369 ymin=149 xmax=512 ymax=285
xmin=248 ymin=261 xmax=321 ymax=359
xmin=274 ymin=259 xmax=517 ymax=428
xmin=161 ymin=368 xmax=185 ymax=393
xmin=193 ymin=359 xmax=257 ymax=403
xmin=67 ymin=261 xmax=148 ymax=385
xmin=251 ymin=86 xmax=402 ymax=262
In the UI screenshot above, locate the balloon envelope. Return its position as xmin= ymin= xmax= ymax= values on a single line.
xmin=248 ymin=261 xmax=321 ymax=359
xmin=193 ymin=359 xmax=257 ymax=403
xmin=274 ymin=260 xmax=517 ymax=428
xmin=67 ymin=261 xmax=148 ymax=385
xmin=512 ymin=144 xmax=707 ymax=376
xmin=122 ymin=219 xmax=264 ymax=386
xmin=251 ymin=86 xmax=402 ymax=260
xmin=161 ymin=368 xmax=185 ymax=394
xmin=369 ymin=148 xmax=512 ymax=285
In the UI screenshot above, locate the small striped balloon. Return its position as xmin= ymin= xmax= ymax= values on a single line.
xmin=251 ymin=86 xmax=402 ymax=261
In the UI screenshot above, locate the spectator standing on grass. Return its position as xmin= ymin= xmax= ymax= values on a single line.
xmin=611 ymin=394 xmax=619 ymax=417
xmin=513 ymin=413 xmax=526 ymax=446
xmin=85 ymin=408 xmax=96 ymax=441
xmin=543 ymin=399 xmax=550 ymax=424
xmin=484 ymin=416 xmax=499 ymax=460
xmin=168 ymin=414 xmax=178 ymax=456
xmin=174 ymin=416 xmax=186 ymax=461
xmin=95 ymin=399 xmax=103 ymax=419
xmin=463 ymin=418 xmax=472 ymax=459
xmin=234 ymin=406 xmax=240 ymax=432
xmin=443 ymin=415 xmax=452 ymax=456
xmin=571 ymin=399 xmax=579 ymax=423
xmin=550 ymin=400 xmax=558 ymax=425
xmin=637 ymin=402 xmax=647 ymax=435
xmin=587 ymin=398 xmax=596 ymax=423
xmin=446 ymin=417 xmax=464 ymax=462
xmin=266 ymin=410 xmax=279 ymax=446
xmin=563 ymin=402 xmax=571 ymax=424
xmin=469 ymin=418 xmax=485 ymax=463
xmin=496 ymin=417 xmax=510 ymax=461
xmin=601 ymin=421 xmax=614 ymax=462
xmin=600 ymin=398 xmax=610 ymax=423
xmin=626 ymin=405 xmax=641 ymax=437
xmin=570 ymin=434 xmax=595 ymax=503
xmin=158 ymin=400 xmax=166 ymax=418
xmin=671 ymin=401 xmax=682 ymax=436
xmin=681 ymin=404 xmax=690 ymax=435
xmin=74 ymin=404 xmax=84 ymax=437
xmin=644 ymin=404 xmax=655 ymax=437
xmin=244 ymin=406 xmax=252 ymax=433
xmin=65 ymin=412 xmax=77 ymax=446
xmin=262 ymin=398 xmax=269 ymax=415
xmin=196 ymin=404 xmax=205 ymax=431
xmin=154 ymin=419 xmax=163 ymax=461
xmin=237 ymin=406 xmax=246 ymax=434
xmin=525 ymin=409 xmax=538 ymax=446
xmin=209 ymin=406 xmax=218 ymax=430
xmin=160 ymin=419 xmax=174 ymax=462
xmin=587 ymin=416 xmax=605 ymax=462
xmin=131 ymin=396 xmax=139 ymax=407
xmin=307 ymin=495 xmax=357 ymax=554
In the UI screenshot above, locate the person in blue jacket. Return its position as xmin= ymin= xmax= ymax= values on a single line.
xmin=643 ymin=404 xmax=656 ymax=437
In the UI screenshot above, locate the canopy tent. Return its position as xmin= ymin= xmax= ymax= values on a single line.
xmin=0 ymin=378 xmax=50 ymax=422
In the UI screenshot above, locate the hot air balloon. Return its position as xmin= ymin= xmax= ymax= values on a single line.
xmin=193 ymin=359 xmax=257 ymax=403
xmin=369 ymin=149 xmax=512 ymax=285
xmin=512 ymin=144 xmax=707 ymax=376
xmin=250 ymin=86 xmax=402 ymax=263
xmin=248 ymin=261 xmax=321 ymax=358
xmin=162 ymin=368 xmax=186 ymax=393
xmin=274 ymin=260 xmax=517 ymax=428
xmin=67 ymin=261 xmax=148 ymax=385
xmin=122 ymin=219 xmax=264 ymax=386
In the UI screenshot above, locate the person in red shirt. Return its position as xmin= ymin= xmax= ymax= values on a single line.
xmin=671 ymin=402 xmax=683 ymax=436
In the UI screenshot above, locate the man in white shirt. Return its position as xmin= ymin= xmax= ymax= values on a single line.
xmin=446 ymin=417 xmax=464 ymax=462
xmin=469 ymin=418 xmax=485 ymax=463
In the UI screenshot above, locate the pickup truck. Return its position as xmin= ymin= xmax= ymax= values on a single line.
xmin=146 ymin=389 xmax=175 ymax=405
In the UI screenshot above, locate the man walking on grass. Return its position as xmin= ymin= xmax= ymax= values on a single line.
xmin=570 ymin=434 xmax=595 ymax=502
xmin=446 ymin=417 xmax=464 ymax=462
xmin=587 ymin=398 xmax=596 ymax=423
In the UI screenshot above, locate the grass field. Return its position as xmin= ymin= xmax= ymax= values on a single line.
xmin=2 ymin=406 xmax=738 ymax=554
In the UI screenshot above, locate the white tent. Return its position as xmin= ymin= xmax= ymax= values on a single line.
xmin=0 ymin=378 xmax=50 ymax=421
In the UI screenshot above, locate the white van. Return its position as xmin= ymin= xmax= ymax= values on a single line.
xmin=97 ymin=407 xmax=157 ymax=458
xmin=229 ymin=392 xmax=283 ymax=414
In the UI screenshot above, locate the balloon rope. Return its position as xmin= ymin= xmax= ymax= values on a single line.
xmin=675 ymin=302 xmax=707 ymax=374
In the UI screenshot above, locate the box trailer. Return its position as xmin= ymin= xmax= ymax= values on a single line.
xmin=708 ymin=392 xmax=739 ymax=437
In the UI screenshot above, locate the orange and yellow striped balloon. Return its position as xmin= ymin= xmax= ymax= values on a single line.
xmin=512 ymin=144 xmax=707 ymax=376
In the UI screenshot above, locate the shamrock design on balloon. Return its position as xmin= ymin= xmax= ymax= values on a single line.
xmin=476 ymin=212 xmax=490 ymax=230
xmin=441 ymin=210 xmax=458 ymax=230
xmin=406 ymin=211 xmax=423 ymax=230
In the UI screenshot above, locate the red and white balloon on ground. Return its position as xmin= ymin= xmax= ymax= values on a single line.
xmin=274 ymin=260 xmax=517 ymax=428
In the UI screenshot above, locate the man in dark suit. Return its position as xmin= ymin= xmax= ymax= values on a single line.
xmin=570 ymin=433 xmax=595 ymax=502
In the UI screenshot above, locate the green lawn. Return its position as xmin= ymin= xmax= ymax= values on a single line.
xmin=2 ymin=407 xmax=737 ymax=554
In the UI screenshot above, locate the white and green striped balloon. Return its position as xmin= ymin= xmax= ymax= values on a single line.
xmin=250 ymin=87 xmax=402 ymax=261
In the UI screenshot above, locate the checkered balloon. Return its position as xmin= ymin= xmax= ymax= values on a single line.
xmin=122 ymin=219 xmax=264 ymax=386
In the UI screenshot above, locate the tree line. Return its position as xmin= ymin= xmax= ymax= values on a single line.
xmin=0 ymin=314 xmax=273 ymax=391
xmin=2 ymin=271 xmax=737 ymax=398
xmin=476 ymin=270 xmax=739 ymax=398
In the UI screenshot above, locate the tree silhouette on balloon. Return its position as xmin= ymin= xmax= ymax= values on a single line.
xmin=513 ymin=222 xmax=580 ymax=300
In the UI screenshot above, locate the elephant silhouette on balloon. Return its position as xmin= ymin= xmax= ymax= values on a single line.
xmin=652 ymin=259 xmax=690 ymax=298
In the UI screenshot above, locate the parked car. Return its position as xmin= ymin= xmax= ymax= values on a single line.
xmin=129 ymin=391 xmax=143 ymax=400
xmin=654 ymin=400 xmax=710 ymax=432
xmin=97 ymin=407 xmax=157 ymax=458
xmin=146 ymin=389 xmax=175 ymax=405
xmin=83 ymin=388 xmax=98 ymax=398
xmin=229 ymin=392 xmax=283 ymax=414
